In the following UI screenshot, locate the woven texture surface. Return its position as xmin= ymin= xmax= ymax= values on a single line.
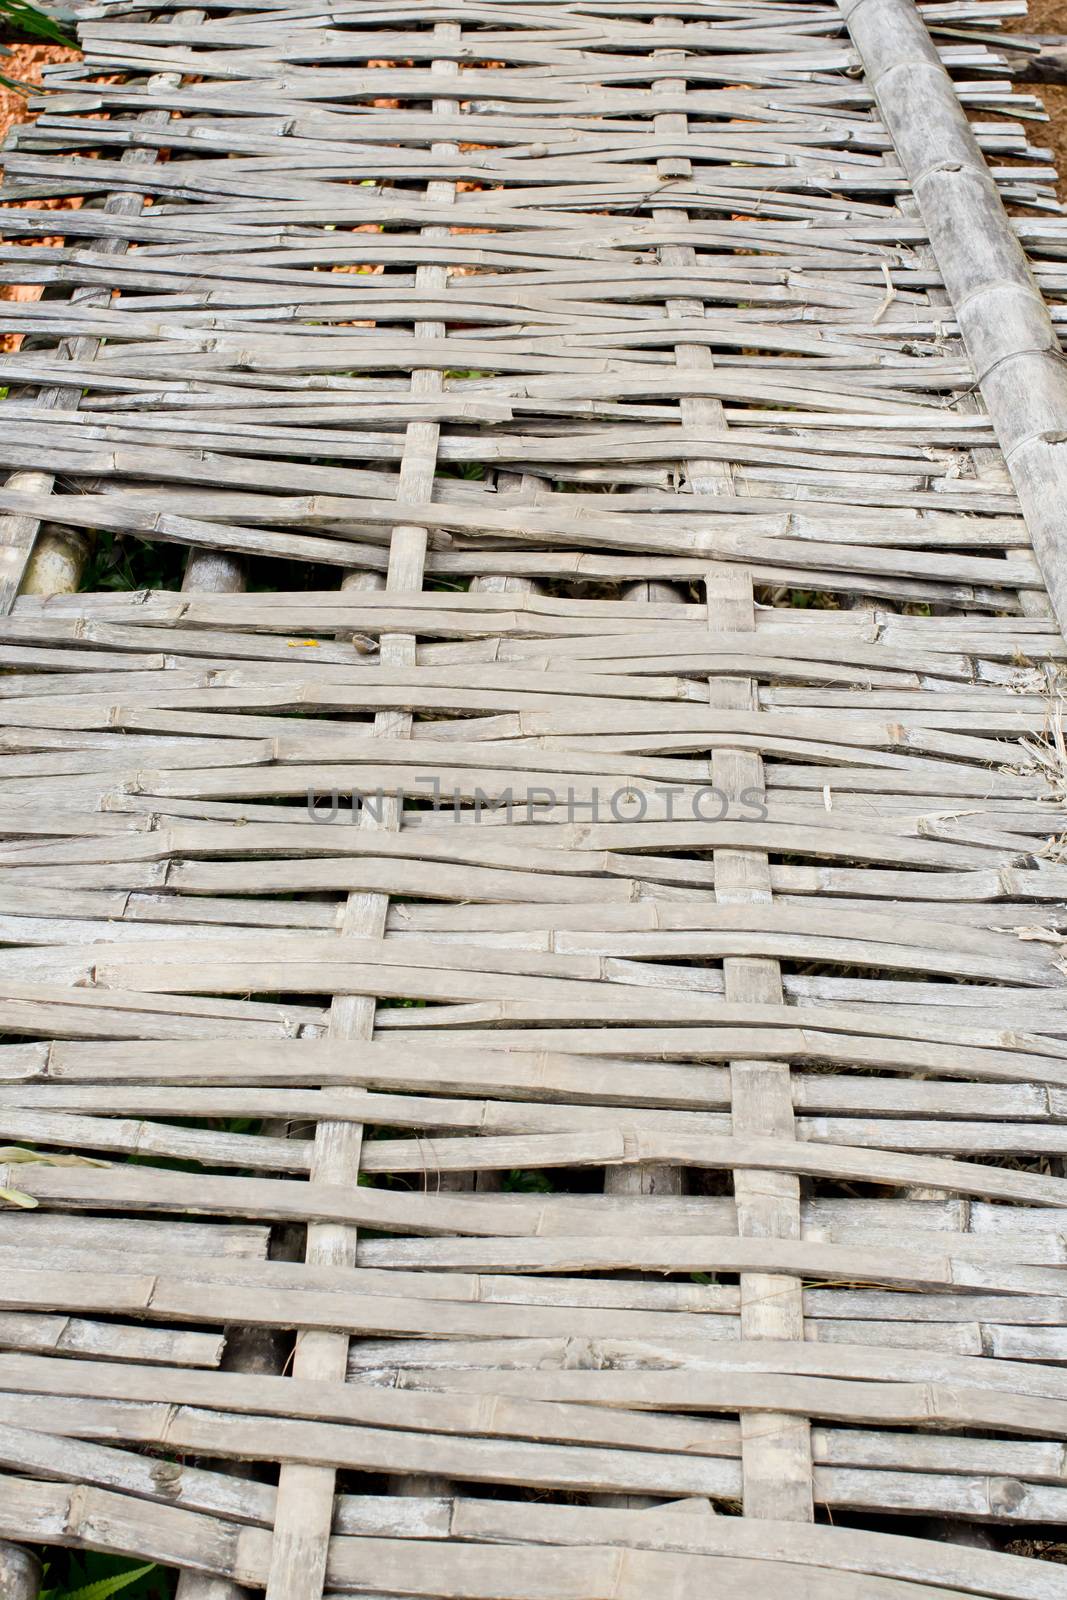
xmin=1 ymin=1 xmax=1067 ymax=1595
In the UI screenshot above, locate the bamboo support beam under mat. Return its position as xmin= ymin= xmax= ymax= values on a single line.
xmin=4 ymin=0 xmax=1067 ymax=1594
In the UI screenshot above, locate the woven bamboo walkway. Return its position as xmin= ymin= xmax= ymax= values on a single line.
xmin=3 ymin=0 xmax=1067 ymax=1594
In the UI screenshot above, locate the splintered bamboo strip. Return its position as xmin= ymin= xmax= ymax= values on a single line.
xmin=3 ymin=1415 xmax=1067 ymax=1584
xmin=175 ymin=344 xmax=256 ymax=1600
xmin=709 ymin=566 xmax=813 ymax=1522
xmin=0 ymin=1470 xmax=1053 ymax=1600
xmin=595 ymin=27 xmax=729 ymax=1273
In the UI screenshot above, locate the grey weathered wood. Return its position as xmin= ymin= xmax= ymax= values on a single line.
xmin=0 ymin=1539 xmax=41 ymax=1600
xmin=841 ymin=0 xmax=1067 ymax=637
xmin=5 ymin=0 xmax=1067 ymax=1590
xmin=266 ymin=30 xmax=459 ymax=1600
xmin=0 ymin=7 xmax=208 ymax=609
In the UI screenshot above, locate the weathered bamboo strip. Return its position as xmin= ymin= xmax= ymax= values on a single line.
xmin=0 ymin=8 xmax=210 ymax=609
xmin=266 ymin=27 xmax=460 ymax=1599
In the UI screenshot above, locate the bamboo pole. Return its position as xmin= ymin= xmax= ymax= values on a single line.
xmin=844 ymin=0 xmax=1061 ymax=1543
xmin=0 ymin=1540 xmax=41 ymax=1600
xmin=839 ymin=0 xmax=1067 ymax=638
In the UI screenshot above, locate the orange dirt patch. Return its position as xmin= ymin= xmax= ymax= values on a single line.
xmin=0 ymin=41 xmax=82 ymax=349
xmin=1003 ymin=0 xmax=1067 ymax=203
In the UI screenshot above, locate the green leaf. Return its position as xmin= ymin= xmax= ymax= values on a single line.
xmin=53 ymin=1562 xmax=159 ymax=1600
xmin=0 ymin=1185 xmax=36 ymax=1208
xmin=502 ymin=1169 xmax=555 ymax=1193
xmin=0 ymin=0 xmax=77 ymax=46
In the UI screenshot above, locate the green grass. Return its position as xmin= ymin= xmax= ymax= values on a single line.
xmin=78 ymin=533 xmax=186 ymax=593
xmin=502 ymin=1169 xmax=555 ymax=1193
